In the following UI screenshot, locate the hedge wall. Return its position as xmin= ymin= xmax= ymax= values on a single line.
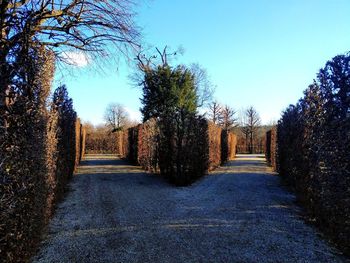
xmin=221 ymin=129 xmax=237 ymax=164
xmin=137 ymin=119 xmax=159 ymax=173
xmin=0 ymin=46 xmax=84 ymax=262
xmin=265 ymin=127 xmax=277 ymax=171
xmin=208 ymin=122 xmax=222 ymax=170
xmin=0 ymin=91 xmax=83 ymax=263
xmin=122 ymin=118 xmax=236 ymax=185
xmin=276 ymin=53 xmax=350 ymax=255
xmin=85 ymin=131 xmax=123 ymax=154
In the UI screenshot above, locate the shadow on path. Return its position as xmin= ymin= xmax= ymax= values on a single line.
xmin=32 ymin=154 xmax=347 ymax=263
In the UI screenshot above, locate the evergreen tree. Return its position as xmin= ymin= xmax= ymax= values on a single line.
xmin=140 ymin=65 xmax=197 ymax=122
xmin=138 ymin=48 xmax=202 ymax=184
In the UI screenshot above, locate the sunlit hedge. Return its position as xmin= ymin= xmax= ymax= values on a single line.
xmin=276 ymin=53 xmax=350 ymax=255
xmin=122 ymin=118 xmax=237 ymax=185
xmin=0 ymin=48 xmax=84 ymax=262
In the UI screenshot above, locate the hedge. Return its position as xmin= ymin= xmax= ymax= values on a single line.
xmin=265 ymin=127 xmax=277 ymax=171
xmin=85 ymin=130 xmax=123 ymax=154
xmin=0 ymin=47 xmax=84 ymax=262
xmin=121 ymin=118 xmax=237 ymax=185
xmin=276 ymin=53 xmax=350 ymax=255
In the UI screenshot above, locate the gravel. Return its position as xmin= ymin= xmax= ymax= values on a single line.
xmin=32 ymin=154 xmax=347 ymax=263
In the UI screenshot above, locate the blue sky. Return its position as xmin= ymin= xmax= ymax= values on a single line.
xmin=54 ymin=0 xmax=350 ymax=125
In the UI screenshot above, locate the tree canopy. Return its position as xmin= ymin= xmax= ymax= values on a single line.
xmin=140 ymin=65 xmax=197 ymax=122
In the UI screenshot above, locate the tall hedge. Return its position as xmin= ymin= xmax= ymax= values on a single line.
xmin=207 ymin=122 xmax=222 ymax=170
xmin=265 ymin=127 xmax=277 ymax=171
xmin=122 ymin=119 xmax=236 ymax=185
xmin=0 ymin=47 xmax=83 ymax=262
xmin=0 ymin=46 xmax=53 ymax=262
xmin=137 ymin=119 xmax=159 ymax=173
xmin=221 ymin=130 xmax=237 ymax=163
xmin=85 ymin=129 xmax=124 ymax=154
xmin=277 ymin=53 xmax=350 ymax=255
xmin=157 ymin=115 xmax=210 ymax=185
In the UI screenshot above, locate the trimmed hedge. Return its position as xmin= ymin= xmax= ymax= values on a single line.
xmin=0 ymin=98 xmax=83 ymax=263
xmin=121 ymin=118 xmax=237 ymax=185
xmin=0 ymin=48 xmax=83 ymax=262
xmin=221 ymin=129 xmax=237 ymax=164
xmin=208 ymin=122 xmax=222 ymax=170
xmin=265 ymin=127 xmax=277 ymax=171
xmin=137 ymin=119 xmax=159 ymax=173
xmin=85 ymin=130 xmax=123 ymax=154
xmin=276 ymin=53 xmax=350 ymax=255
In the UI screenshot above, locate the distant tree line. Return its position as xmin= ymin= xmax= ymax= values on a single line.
xmin=267 ymin=53 xmax=350 ymax=256
xmin=208 ymin=101 xmax=237 ymax=129
xmin=208 ymin=101 xmax=265 ymax=154
xmin=83 ymin=103 xmax=138 ymax=154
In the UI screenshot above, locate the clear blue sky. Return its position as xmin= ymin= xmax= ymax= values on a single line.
xmin=54 ymin=0 xmax=350 ymax=125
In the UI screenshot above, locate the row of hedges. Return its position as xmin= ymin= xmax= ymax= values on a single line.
xmin=272 ymin=53 xmax=350 ymax=255
xmin=121 ymin=118 xmax=237 ymax=185
xmin=207 ymin=122 xmax=237 ymax=169
xmin=0 ymin=48 xmax=84 ymax=262
xmin=85 ymin=130 xmax=122 ymax=154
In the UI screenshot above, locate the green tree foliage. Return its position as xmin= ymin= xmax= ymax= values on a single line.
xmin=141 ymin=65 xmax=197 ymax=121
xmin=138 ymin=48 xmax=207 ymax=185
xmin=277 ymin=53 xmax=350 ymax=255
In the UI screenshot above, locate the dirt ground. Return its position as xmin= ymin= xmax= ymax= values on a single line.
xmin=32 ymin=154 xmax=347 ymax=263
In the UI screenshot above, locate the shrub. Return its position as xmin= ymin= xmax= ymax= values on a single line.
xmin=85 ymin=127 xmax=123 ymax=154
xmin=123 ymin=118 xmax=236 ymax=186
xmin=277 ymin=53 xmax=350 ymax=255
xmin=0 ymin=47 xmax=83 ymax=262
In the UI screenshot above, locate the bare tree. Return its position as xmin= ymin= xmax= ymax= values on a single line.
xmin=208 ymin=101 xmax=222 ymax=124
xmin=1 ymin=0 xmax=140 ymax=130
xmin=220 ymin=105 xmax=237 ymax=130
xmin=0 ymin=0 xmax=139 ymax=57
xmin=241 ymin=106 xmax=261 ymax=153
xmin=104 ymin=103 xmax=129 ymax=132
xmin=190 ymin=63 xmax=214 ymax=108
xmin=133 ymin=48 xmax=214 ymax=108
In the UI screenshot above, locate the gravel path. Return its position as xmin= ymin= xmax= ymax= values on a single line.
xmin=32 ymin=154 xmax=347 ymax=263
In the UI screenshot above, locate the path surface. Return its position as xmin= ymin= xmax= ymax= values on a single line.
xmin=33 ymin=154 xmax=346 ymax=263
